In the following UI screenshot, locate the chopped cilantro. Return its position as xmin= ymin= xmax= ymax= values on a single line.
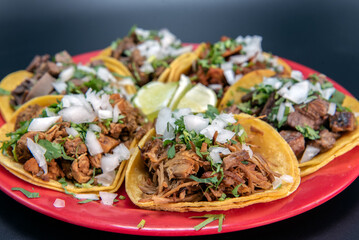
xmin=202 ymin=105 xmax=219 ymax=121
xmin=218 ymin=193 xmax=227 ymax=201
xmin=11 ymin=187 xmax=40 ymax=198
xmin=190 ymin=214 xmax=225 ymax=232
xmin=330 ymin=90 xmax=345 ymax=105
xmin=232 ymin=183 xmax=242 ymax=197
xmin=137 ymin=219 xmax=146 ymax=229
xmin=78 ymin=199 xmax=95 ymax=204
xmin=167 ymin=144 xmax=176 ymax=159
xmin=189 ymin=175 xmax=219 ymax=185
xmin=295 ymin=125 xmax=320 ymax=140
xmin=119 ymin=195 xmax=126 ymax=200
xmin=37 ymin=139 xmax=74 ymax=162
xmin=0 ymin=87 xmax=10 ymax=95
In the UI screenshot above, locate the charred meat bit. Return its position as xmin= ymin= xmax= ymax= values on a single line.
xmin=24 ymin=158 xmax=41 ymax=176
xmin=280 ymin=130 xmax=305 ymax=157
xmin=42 ymin=159 xmax=64 ymax=181
xmin=64 ymin=137 xmax=87 ymax=157
xmin=54 ymin=50 xmax=73 ymax=64
xmin=98 ymin=134 xmax=120 ymax=153
xmin=329 ymin=111 xmax=356 ymax=132
xmin=71 ymin=154 xmax=93 ymax=183
xmin=308 ymin=129 xmax=340 ymax=153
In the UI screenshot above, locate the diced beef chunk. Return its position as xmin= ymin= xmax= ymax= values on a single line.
xmin=297 ymin=99 xmax=329 ymax=119
xmin=164 ymin=150 xmax=200 ymax=179
xmin=25 ymin=73 xmax=56 ymax=102
xmin=64 ymin=137 xmax=87 ymax=157
xmin=42 ymin=159 xmax=64 ymax=181
xmin=308 ymin=129 xmax=340 ymax=152
xmin=279 ymin=130 xmax=305 ymax=157
xmin=10 ymin=78 xmax=36 ymax=106
xmin=24 ymin=158 xmax=40 ymax=175
xmin=26 ymin=54 xmax=50 ymax=73
xmin=89 ymin=154 xmax=102 ymax=168
xmin=60 ymin=160 xmax=73 ymax=179
xmin=224 ymin=104 xmax=242 ymax=114
xmin=55 ymin=50 xmax=73 ymax=64
xmin=329 ymin=111 xmax=356 ymax=132
xmin=71 ymin=154 xmax=93 ymax=183
xmin=287 ymin=110 xmax=323 ymax=130
xmin=98 ymin=134 xmax=120 ymax=153
xmin=15 ymin=104 xmax=42 ymax=130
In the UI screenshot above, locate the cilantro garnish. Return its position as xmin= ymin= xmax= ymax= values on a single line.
xmin=58 ymin=177 xmax=75 ymax=196
xmin=232 ymin=184 xmax=242 ymax=197
xmin=167 ymin=144 xmax=176 ymax=159
xmin=119 ymin=195 xmax=126 ymax=200
xmin=78 ymin=199 xmax=95 ymax=204
xmin=189 ymin=175 xmax=219 ymax=185
xmin=190 ymin=214 xmax=225 ymax=232
xmin=137 ymin=219 xmax=146 ymax=229
xmin=11 ymin=187 xmax=40 ymax=198
xmin=37 ymin=139 xmax=74 ymax=162
xmin=295 ymin=125 xmax=320 ymax=140
xmin=330 ymin=90 xmax=345 ymax=105
xmin=0 ymin=87 xmax=11 ymax=96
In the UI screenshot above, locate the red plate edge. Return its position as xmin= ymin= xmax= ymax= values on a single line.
xmin=0 ymin=46 xmax=358 ymax=236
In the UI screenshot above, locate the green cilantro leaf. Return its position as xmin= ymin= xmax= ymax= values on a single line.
xmin=137 ymin=219 xmax=146 ymax=229
xmin=295 ymin=125 xmax=320 ymax=140
xmin=0 ymin=87 xmax=11 ymax=95
xmin=167 ymin=144 xmax=176 ymax=159
xmin=190 ymin=214 xmax=225 ymax=232
xmin=11 ymin=187 xmax=40 ymax=198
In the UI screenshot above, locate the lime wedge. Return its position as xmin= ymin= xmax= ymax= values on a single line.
xmin=176 ymin=83 xmax=217 ymax=112
xmin=133 ymin=81 xmax=178 ymax=121
xmin=168 ymin=75 xmax=193 ymax=110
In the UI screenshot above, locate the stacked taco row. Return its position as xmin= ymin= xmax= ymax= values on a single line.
xmin=0 ymin=26 xmax=357 ymax=212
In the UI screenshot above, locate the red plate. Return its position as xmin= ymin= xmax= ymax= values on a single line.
xmin=0 ymin=47 xmax=358 ymax=236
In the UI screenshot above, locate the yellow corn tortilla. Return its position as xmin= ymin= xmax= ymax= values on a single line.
xmin=125 ymin=114 xmax=300 ymax=212
xmin=0 ymin=95 xmax=134 ymax=194
xmin=219 ymin=70 xmax=359 ymax=177
xmin=0 ymin=70 xmax=33 ymax=122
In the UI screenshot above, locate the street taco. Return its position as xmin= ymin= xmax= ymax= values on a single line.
xmin=97 ymin=26 xmax=196 ymax=86
xmin=125 ymin=107 xmax=300 ymax=212
xmin=222 ymin=70 xmax=359 ymax=176
xmin=166 ymin=36 xmax=291 ymax=102
xmin=0 ymin=51 xmax=133 ymax=122
xmin=0 ymin=90 xmax=151 ymax=193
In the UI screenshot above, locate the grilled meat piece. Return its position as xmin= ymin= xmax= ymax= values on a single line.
xmin=280 ymin=130 xmax=305 ymax=157
xmin=308 ymin=129 xmax=340 ymax=152
xmin=329 ymin=111 xmax=356 ymax=132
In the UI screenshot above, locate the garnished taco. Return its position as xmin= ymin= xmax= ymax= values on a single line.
xmin=167 ymin=36 xmax=291 ymax=101
xmin=125 ymin=107 xmax=300 ymax=212
xmin=222 ymin=70 xmax=359 ymax=176
xmin=0 ymin=89 xmax=151 ymax=193
xmin=0 ymin=51 xmax=133 ymax=122
xmin=96 ymin=26 xmax=196 ymax=86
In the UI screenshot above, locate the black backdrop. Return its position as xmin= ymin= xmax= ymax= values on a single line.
xmin=1 ymin=0 xmax=359 ymax=239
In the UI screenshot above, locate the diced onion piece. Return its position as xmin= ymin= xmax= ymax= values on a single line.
xmin=59 ymin=66 xmax=75 ymax=82
xmin=98 ymin=110 xmax=113 ymax=120
xmin=99 ymin=192 xmax=117 ymax=206
xmin=58 ymin=106 xmax=96 ymax=124
xmin=290 ymin=70 xmax=304 ymax=81
xmin=28 ymin=116 xmax=61 ymax=132
xmin=216 ymin=129 xmax=236 ymax=144
xmin=140 ymin=61 xmax=154 ymax=73
xmin=208 ymin=84 xmax=222 ymax=91
xmin=300 ymin=145 xmax=321 ymax=163
xmin=209 ymin=147 xmax=231 ymax=163
xmin=89 ymin=124 xmax=101 ymax=132
xmin=272 ymin=177 xmax=282 ymax=189
xmin=112 ymin=104 xmax=121 ymax=123
xmin=224 ymin=69 xmax=236 ymax=85
xmin=77 ymin=64 xmax=96 ymax=74
xmin=97 ymin=67 xmax=116 ymax=82
xmin=200 ymin=125 xmax=223 ymax=140
xmin=52 ymin=81 xmax=67 ymax=93
xmin=327 ymin=102 xmax=336 ymax=116
xmin=354 ymin=112 xmax=359 ymax=118
xmin=241 ymin=143 xmax=253 ymax=158
xmin=184 ymin=115 xmax=209 ymax=133
xmin=280 ymin=174 xmax=294 ymax=183
xmin=74 ymin=194 xmax=99 ymax=200
xmin=276 ymin=103 xmax=286 ymax=122
xmin=53 ymin=198 xmax=65 ymax=208
xmin=322 ymin=87 xmax=336 ymax=100
xmin=101 ymin=154 xmax=120 ymax=173
xmin=220 ymin=62 xmax=233 ymax=71
xmin=263 ymin=77 xmax=283 ymax=89
xmin=173 ymin=108 xmax=192 ymax=119
xmin=281 ymin=80 xmax=310 ymax=104
xmin=112 ymin=143 xmax=131 ymax=161
xmin=26 ymin=138 xmax=48 ymax=174
xmin=217 ymin=113 xmax=236 ymax=124
xmin=65 ymin=127 xmax=79 ymax=137
xmin=85 ymin=130 xmax=103 ymax=156
xmin=95 ymin=170 xmax=116 ymax=186
xmin=155 ymin=107 xmax=172 ymax=135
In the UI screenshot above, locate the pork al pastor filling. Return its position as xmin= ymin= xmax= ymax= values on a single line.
xmin=187 ymin=36 xmax=290 ymax=99
xmin=108 ymin=26 xmax=192 ymax=86
xmin=0 ymin=89 xmax=150 ymax=192
xmin=224 ymin=71 xmax=359 ymax=170
xmin=125 ymin=107 xmax=300 ymax=212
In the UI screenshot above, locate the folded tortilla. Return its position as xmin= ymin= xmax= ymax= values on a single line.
xmin=0 ymin=95 xmax=133 ymax=193
xmin=219 ymin=71 xmax=359 ymax=177
xmin=125 ymin=114 xmax=300 ymax=212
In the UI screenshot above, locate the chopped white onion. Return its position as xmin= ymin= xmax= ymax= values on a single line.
xmin=209 ymin=147 xmax=231 ymax=164
xmin=163 ymin=123 xmax=175 ymax=141
xmin=290 ymin=70 xmax=304 ymax=81
xmin=272 ymin=177 xmax=282 ymax=189
xmin=276 ymin=103 xmax=286 ymax=122
xmin=77 ymin=64 xmax=96 ymax=74
xmin=28 ymin=116 xmax=61 ymax=132
xmin=217 ymin=113 xmax=236 ymax=124
xmin=216 ymin=129 xmax=236 ymax=144
xmin=300 ymin=145 xmax=321 ymax=163
xmin=280 ymin=80 xmax=310 ymax=104
xmin=280 ymin=174 xmax=294 ymax=183
xmin=208 ymin=84 xmax=223 ymax=91
xmin=97 ymin=67 xmax=116 ymax=82
xmin=184 ymin=115 xmax=209 ymax=134
xmin=26 ymin=138 xmax=48 ymax=174
xmin=59 ymin=66 xmax=75 ymax=82
xmin=95 ymin=170 xmax=116 ymax=186
xmin=101 ymin=154 xmax=120 ymax=173
xmin=322 ymin=87 xmax=336 ymax=100
xmin=224 ymin=69 xmax=236 ymax=85
xmin=263 ymin=77 xmax=283 ymax=89
xmin=53 ymin=198 xmax=65 ymax=208
xmin=241 ymin=143 xmax=253 ymax=158
xmin=98 ymin=110 xmax=113 ymax=120
xmin=99 ymin=192 xmax=117 ymax=206
xmin=112 ymin=143 xmax=131 ymax=161
xmin=112 ymin=104 xmax=121 ymax=123
xmin=89 ymin=124 xmax=102 ymax=132
xmin=74 ymin=194 xmax=99 ymax=200
xmin=65 ymin=127 xmax=79 ymax=137
xmin=140 ymin=61 xmax=155 ymax=73
xmin=220 ymin=62 xmax=233 ymax=71
xmin=85 ymin=130 xmax=103 ymax=156
xmin=172 ymin=108 xmax=192 ymax=119
xmin=327 ymin=102 xmax=336 ymax=116
xmin=155 ymin=107 xmax=172 ymax=135
xmin=52 ymin=81 xmax=67 ymax=93
xmin=58 ymin=106 xmax=96 ymax=124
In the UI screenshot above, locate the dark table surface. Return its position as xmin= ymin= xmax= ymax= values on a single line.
xmin=1 ymin=0 xmax=359 ymax=239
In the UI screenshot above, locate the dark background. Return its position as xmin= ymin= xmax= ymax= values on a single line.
xmin=1 ymin=0 xmax=359 ymax=239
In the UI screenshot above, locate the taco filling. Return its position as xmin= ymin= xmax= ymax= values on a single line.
xmin=1 ymin=89 xmax=150 ymax=190
xmin=225 ymin=71 xmax=357 ymax=163
xmin=135 ymin=107 xmax=294 ymax=205
xmin=109 ymin=26 xmax=192 ymax=86
xmin=187 ymin=36 xmax=288 ymax=99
